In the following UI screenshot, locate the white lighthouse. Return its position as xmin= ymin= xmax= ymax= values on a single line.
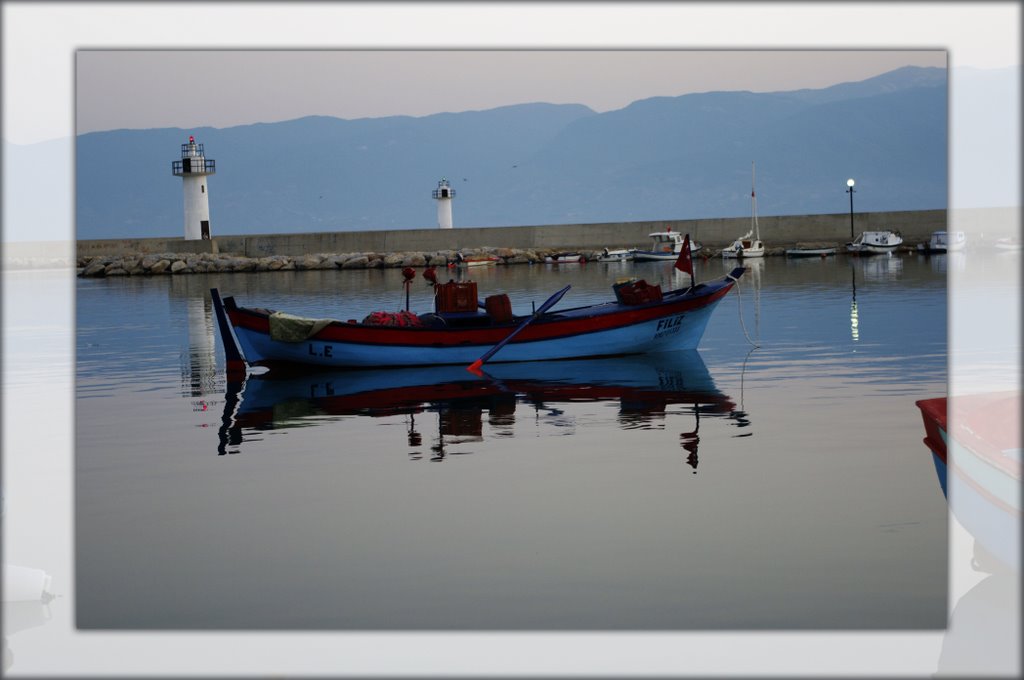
xmin=432 ymin=177 xmax=455 ymax=229
xmin=171 ymin=135 xmax=216 ymax=240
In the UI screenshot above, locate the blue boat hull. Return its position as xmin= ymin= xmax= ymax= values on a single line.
xmin=214 ymin=268 xmax=743 ymax=370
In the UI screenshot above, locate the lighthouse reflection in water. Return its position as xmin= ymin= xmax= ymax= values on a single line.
xmin=217 ymin=352 xmax=748 ymax=469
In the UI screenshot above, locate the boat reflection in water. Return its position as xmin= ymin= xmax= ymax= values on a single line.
xmin=218 ymin=351 xmax=745 ymax=467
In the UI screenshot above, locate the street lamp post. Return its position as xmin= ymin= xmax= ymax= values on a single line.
xmin=846 ymin=178 xmax=856 ymax=239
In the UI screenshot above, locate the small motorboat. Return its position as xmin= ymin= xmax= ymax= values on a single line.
xmin=453 ymin=252 xmax=501 ymax=267
xmin=785 ymin=243 xmax=837 ymax=257
xmin=846 ymin=230 xmax=904 ymax=254
xmin=632 ymin=229 xmax=703 ymax=262
xmin=597 ymin=248 xmax=633 ymax=263
xmin=917 ymin=230 xmax=966 ymax=254
xmin=544 ymin=252 xmax=585 ymax=264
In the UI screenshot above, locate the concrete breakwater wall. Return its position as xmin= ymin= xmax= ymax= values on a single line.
xmin=77 ymin=209 xmax=947 ymax=262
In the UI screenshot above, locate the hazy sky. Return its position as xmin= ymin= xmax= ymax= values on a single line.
xmin=4 ymin=2 xmax=1017 ymax=144
xmin=76 ymin=50 xmax=948 ymax=134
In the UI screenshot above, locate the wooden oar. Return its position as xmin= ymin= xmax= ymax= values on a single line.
xmin=467 ymin=284 xmax=571 ymax=375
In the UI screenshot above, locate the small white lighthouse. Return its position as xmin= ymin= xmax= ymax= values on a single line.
xmin=171 ymin=135 xmax=216 ymax=240
xmin=432 ymin=177 xmax=455 ymax=229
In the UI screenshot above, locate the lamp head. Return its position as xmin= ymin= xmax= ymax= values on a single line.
xmin=846 ymin=178 xmax=856 ymax=188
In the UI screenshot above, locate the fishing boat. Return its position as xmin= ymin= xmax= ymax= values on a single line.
xmin=544 ymin=252 xmax=585 ymax=264
xmin=916 ymin=392 xmax=1020 ymax=571
xmin=846 ymin=230 xmax=904 ymax=254
xmin=917 ymin=230 xmax=966 ymax=254
xmin=631 ymin=229 xmax=703 ymax=262
xmin=721 ymin=162 xmax=766 ymax=259
xmin=210 ymin=239 xmax=743 ymax=373
xmin=597 ymin=248 xmax=633 ymax=262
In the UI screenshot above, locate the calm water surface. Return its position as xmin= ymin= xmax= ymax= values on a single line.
xmin=76 ymin=255 xmax=949 ymax=629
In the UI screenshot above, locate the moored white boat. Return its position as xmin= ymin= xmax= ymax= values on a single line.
xmin=632 ymin=229 xmax=703 ymax=261
xmin=722 ymin=162 xmax=766 ymax=259
xmin=544 ymin=252 xmax=585 ymax=264
xmin=785 ymin=245 xmax=837 ymax=257
xmin=597 ymin=248 xmax=633 ymax=262
xmin=846 ymin=230 xmax=904 ymax=254
xmin=917 ymin=230 xmax=966 ymax=253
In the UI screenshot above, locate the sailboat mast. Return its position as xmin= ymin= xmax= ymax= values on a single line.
xmin=751 ymin=161 xmax=760 ymax=241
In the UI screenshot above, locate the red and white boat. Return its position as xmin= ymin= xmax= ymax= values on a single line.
xmin=916 ymin=392 xmax=1021 ymax=571
xmin=211 ymin=236 xmax=743 ymax=373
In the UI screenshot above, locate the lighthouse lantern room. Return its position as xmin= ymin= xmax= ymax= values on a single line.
xmin=431 ymin=178 xmax=455 ymax=229
xmin=171 ymin=135 xmax=217 ymax=240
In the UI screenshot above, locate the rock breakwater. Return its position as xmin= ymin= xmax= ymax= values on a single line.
xmin=78 ymin=242 xmax=897 ymax=277
xmin=77 ymin=247 xmax=571 ymax=278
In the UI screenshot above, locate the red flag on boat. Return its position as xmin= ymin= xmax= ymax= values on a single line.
xmin=675 ymin=233 xmax=694 ymax=280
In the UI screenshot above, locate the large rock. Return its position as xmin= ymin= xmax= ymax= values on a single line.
xmin=82 ymin=259 xmax=107 ymax=277
xmin=149 ymin=259 xmax=171 ymax=274
xmin=401 ymin=253 xmax=427 ymax=267
xmin=141 ymin=253 xmax=176 ymax=270
xmin=341 ymin=256 xmax=369 ymax=269
xmin=170 ymin=260 xmax=189 ymax=273
xmin=296 ymin=255 xmax=324 ymax=270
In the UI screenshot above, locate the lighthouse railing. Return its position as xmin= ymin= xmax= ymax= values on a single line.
xmin=172 ymin=158 xmax=216 ymax=175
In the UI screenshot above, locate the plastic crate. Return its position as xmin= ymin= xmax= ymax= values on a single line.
xmin=436 ymin=281 xmax=479 ymax=313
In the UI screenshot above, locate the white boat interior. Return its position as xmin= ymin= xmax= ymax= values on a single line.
xmin=847 ymin=230 xmax=904 ymax=253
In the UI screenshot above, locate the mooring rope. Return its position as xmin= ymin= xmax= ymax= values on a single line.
xmin=728 ymin=272 xmax=761 ymax=348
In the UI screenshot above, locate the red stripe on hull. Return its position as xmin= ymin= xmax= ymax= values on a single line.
xmin=916 ymin=397 xmax=947 ymax=462
xmin=228 ymin=284 xmax=734 ymax=349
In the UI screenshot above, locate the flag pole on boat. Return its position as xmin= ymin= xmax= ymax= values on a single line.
xmin=402 ymin=267 xmax=416 ymax=311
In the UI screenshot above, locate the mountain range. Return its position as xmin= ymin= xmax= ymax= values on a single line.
xmin=73 ymin=66 xmax=948 ymax=239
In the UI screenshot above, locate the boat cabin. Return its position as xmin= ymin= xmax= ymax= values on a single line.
xmin=855 ymin=231 xmax=902 ymax=247
xmin=648 ymin=231 xmax=684 ymax=253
